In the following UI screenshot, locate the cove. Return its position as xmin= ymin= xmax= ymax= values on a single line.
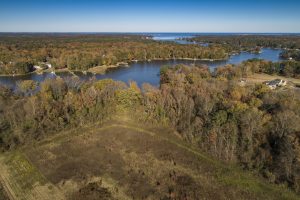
xmin=0 ymin=48 xmax=282 ymax=88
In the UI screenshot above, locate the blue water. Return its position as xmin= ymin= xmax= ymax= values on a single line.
xmin=150 ymin=33 xmax=207 ymax=46
xmin=0 ymin=33 xmax=284 ymax=88
xmin=0 ymin=48 xmax=283 ymax=88
xmin=151 ymin=33 xmax=195 ymax=44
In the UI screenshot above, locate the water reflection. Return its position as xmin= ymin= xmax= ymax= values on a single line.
xmin=0 ymin=48 xmax=283 ymax=88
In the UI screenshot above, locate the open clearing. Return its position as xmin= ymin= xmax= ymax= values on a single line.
xmin=0 ymin=117 xmax=299 ymax=200
xmin=246 ymin=73 xmax=300 ymax=85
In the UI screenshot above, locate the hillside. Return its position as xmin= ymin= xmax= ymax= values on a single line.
xmin=0 ymin=115 xmax=298 ymax=200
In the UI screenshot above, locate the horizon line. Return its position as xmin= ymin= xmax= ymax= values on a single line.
xmin=0 ymin=31 xmax=300 ymax=34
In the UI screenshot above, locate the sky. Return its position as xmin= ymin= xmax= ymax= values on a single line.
xmin=0 ymin=0 xmax=299 ymax=33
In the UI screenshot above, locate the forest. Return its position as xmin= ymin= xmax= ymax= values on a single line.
xmin=188 ymin=35 xmax=300 ymax=53
xmin=280 ymin=49 xmax=300 ymax=61
xmin=1 ymin=33 xmax=300 ymax=198
xmin=1 ymin=60 xmax=300 ymax=194
xmin=219 ymin=59 xmax=300 ymax=79
xmin=0 ymin=34 xmax=227 ymax=75
xmin=1 ymin=34 xmax=300 ymax=76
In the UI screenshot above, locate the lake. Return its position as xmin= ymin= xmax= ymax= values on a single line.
xmin=0 ymin=33 xmax=283 ymax=88
xmin=0 ymin=48 xmax=283 ymax=88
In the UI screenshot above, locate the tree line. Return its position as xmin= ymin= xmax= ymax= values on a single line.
xmin=212 ymin=59 xmax=300 ymax=79
xmin=280 ymin=50 xmax=300 ymax=61
xmin=1 ymin=62 xmax=300 ymax=192
xmin=188 ymin=35 xmax=300 ymax=53
xmin=0 ymin=34 xmax=227 ymax=74
xmin=146 ymin=65 xmax=300 ymax=192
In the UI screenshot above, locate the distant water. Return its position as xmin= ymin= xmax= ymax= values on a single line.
xmin=0 ymin=48 xmax=283 ymax=89
xmin=144 ymin=32 xmax=299 ymax=45
xmin=142 ymin=32 xmax=300 ymax=40
xmin=150 ymin=33 xmax=203 ymax=45
xmin=2 ymin=32 xmax=298 ymax=37
xmin=143 ymin=32 xmax=300 ymax=37
xmin=0 ymin=32 xmax=290 ymax=89
xmin=151 ymin=33 xmax=194 ymax=41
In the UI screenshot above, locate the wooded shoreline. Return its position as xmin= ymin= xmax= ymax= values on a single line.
xmin=0 ymin=57 xmax=229 ymax=77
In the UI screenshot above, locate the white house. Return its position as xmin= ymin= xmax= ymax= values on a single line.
xmin=33 ymin=65 xmax=42 ymax=70
xmin=46 ymin=63 xmax=52 ymax=68
xmin=265 ymin=79 xmax=287 ymax=89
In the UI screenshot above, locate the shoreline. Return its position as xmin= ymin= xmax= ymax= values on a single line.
xmin=87 ymin=62 xmax=129 ymax=75
xmin=147 ymin=57 xmax=228 ymax=61
xmin=0 ymin=57 xmax=228 ymax=77
xmin=0 ymin=51 xmax=287 ymax=77
xmin=0 ymin=70 xmax=39 ymax=77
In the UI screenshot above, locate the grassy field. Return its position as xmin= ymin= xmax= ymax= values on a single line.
xmin=0 ymin=183 xmax=9 ymax=200
xmin=246 ymin=73 xmax=300 ymax=85
xmin=0 ymin=116 xmax=299 ymax=200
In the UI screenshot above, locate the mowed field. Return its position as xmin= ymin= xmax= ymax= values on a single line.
xmin=0 ymin=117 xmax=299 ymax=200
xmin=246 ymin=73 xmax=300 ymax=85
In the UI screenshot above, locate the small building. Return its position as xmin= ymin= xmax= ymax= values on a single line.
xmin=46 ymin=63 xmax=52 ymax=68
xmin=265 ymin=79 xmax=287 ymax=89
xmin=33 ymin=65 xmax=42 ymax=70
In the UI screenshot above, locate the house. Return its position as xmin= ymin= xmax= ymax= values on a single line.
xmin=33 ymin=65 xmax=42 ymax=70
xmin=46 ymin=63 xmax=52 ymax=68
xmin=265 ymin=79 xmax=287 ymax=89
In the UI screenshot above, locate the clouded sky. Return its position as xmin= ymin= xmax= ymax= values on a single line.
xmin=0 ymin=0 xmax=299 ymax=32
